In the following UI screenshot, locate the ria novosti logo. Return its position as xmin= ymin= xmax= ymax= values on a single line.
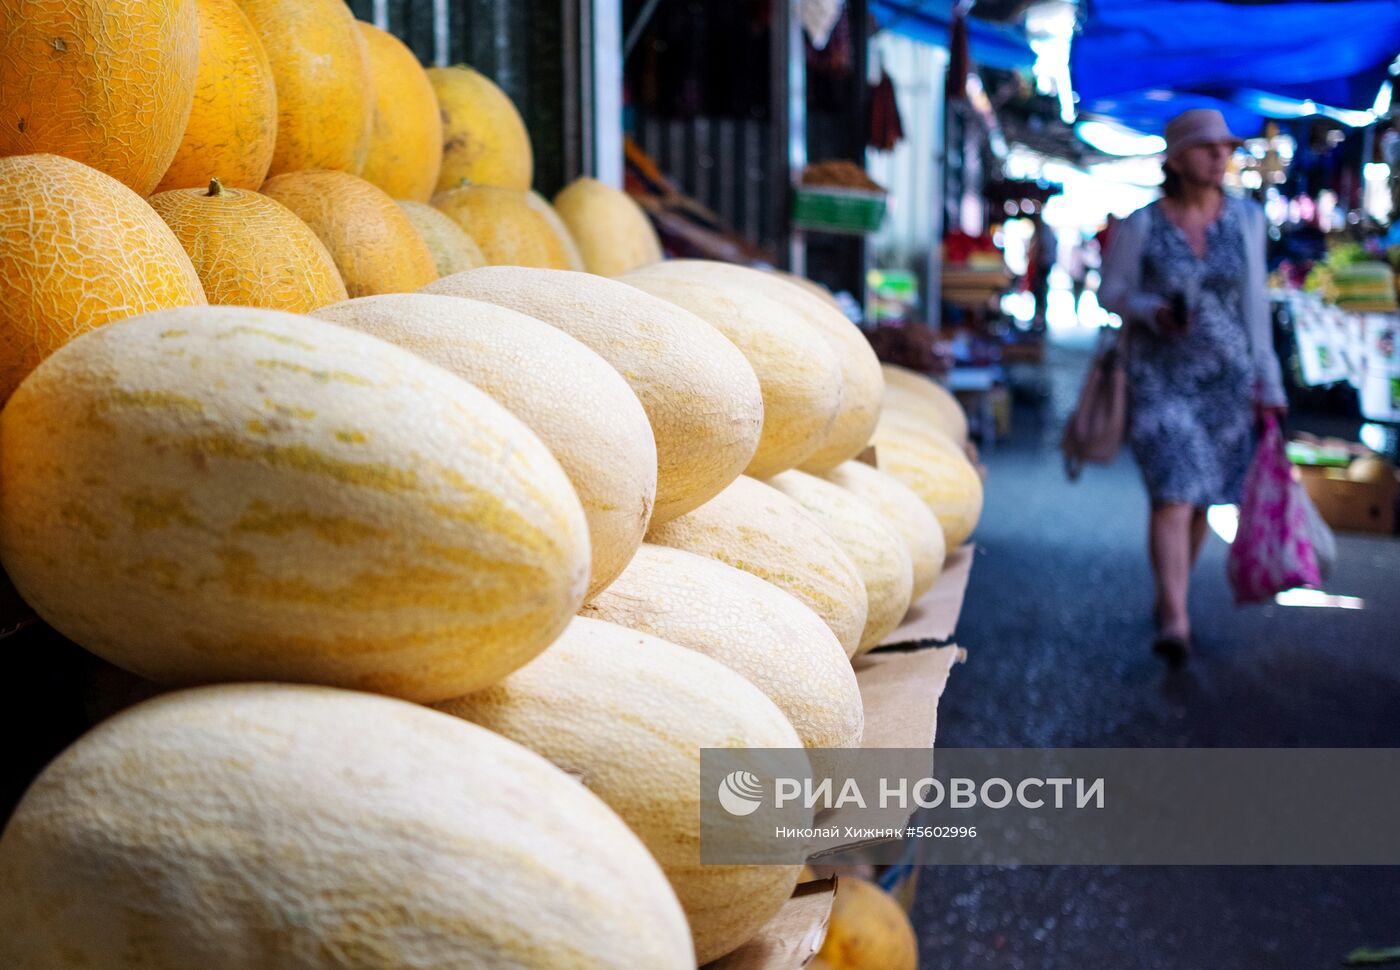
xmin=717 ymin=770 xmax=765 ymax=816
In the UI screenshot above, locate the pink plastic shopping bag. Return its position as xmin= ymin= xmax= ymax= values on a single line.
xmin=1227 ymin=416 xmax=1321 ymax=604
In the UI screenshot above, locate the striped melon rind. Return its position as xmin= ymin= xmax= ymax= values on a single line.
xmin=822 ymin=460 xmax=946 ymax=601
xmin=765 ymin=469 xmax=913 ymax=654
xmin=622 ymin=267 xmax=843 ymax=478
xmin=312 ymin=293 xmax=656 ymax=598
xmin=582 ymin=543 xmax=863 ymax=747
xmin=631 ymin=260 xmax=885 ymax=471
xmin=881 ymin=362 xmax=969 ymax=444
xmin=435 ymin=617 xmax=807 ymax=965
xmin=645 ymin=475 xmax=868 ymax=656
xmin=423 ymin=267 xmax=764 ymax=524
xmin=0 ymin=684 xmax=693 ymax=968
xmin=870 ymin=414 xmax=983 ymax=549
xmin=0 ymin=306 xmax=590 ymax=702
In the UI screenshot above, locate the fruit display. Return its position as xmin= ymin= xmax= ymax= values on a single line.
xmin=0 ymin=10 xmax=983 ymax=964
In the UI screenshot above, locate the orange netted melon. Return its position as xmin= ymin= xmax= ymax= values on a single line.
xmin=262 ymin=170 xmax=438 ymax=296
xmin=429 ymin=65 xmax=533 ymax=191
xmin=150 ymin=179 xmax=348 ymax=312
xmin=154 ymin=0 xmax=277 ymax=192
xmin=0 ymin=0 xmax=199 ymax=195
xmin=396 ymin=200 xmax=487 ymax=277
xmin=0 ymin=154 xmax=205 ymax=403
xmin=357 ymin=22 xmax=442 ymax=202
xmin=555 ymin=177 xmax=663 ymax=276
xmin=815 ymin=875 xmax=919 ymax=970
xmin=240 ymin=0 xmax=372 ymax=177
xmin=431 ymin=186 xmax=574 ymax=268
xmin=527 ymin=190 xmax=588 ymax=271
xmin=0 ymin=305 xmax=590 ymax=703
xmin=0 ymin=684 xmax=694 ymax=968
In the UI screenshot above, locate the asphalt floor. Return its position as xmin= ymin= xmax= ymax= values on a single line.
xmin=910 ymin=329 xmax=1400 ymax=969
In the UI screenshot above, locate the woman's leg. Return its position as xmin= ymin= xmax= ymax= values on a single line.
xmin=1149 ymin=501 xmax=1194 ymax=640
xmin=1189 ymin=506 xmax=1210 ymax=567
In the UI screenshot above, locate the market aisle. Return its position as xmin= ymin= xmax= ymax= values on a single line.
xmin=912 ymin=332 xmax=1400 ymax=968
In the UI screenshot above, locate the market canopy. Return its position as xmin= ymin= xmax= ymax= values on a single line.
xmin=1072 ymin=0 xmax=1400 ymax=134
xmin=871 ymin=0 xmax=1037 ymax=70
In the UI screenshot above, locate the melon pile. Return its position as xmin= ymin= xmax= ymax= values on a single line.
xmin=0 ymin=4 xmax=981 ymax=966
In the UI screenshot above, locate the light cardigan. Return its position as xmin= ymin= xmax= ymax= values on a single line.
xmin=1098 ymin=196 xmax=1287 ymax=407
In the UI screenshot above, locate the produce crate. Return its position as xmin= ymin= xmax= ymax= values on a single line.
xmin=791 ymin=186 xmax=887 ymax=235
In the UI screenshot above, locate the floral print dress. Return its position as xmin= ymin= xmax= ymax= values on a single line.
xmin=1127 ymin=201 xmax=1256 ymax=506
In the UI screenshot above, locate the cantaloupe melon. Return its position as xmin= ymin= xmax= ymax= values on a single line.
xmin=881 ymin=362 xmax=968 ymax=444
xmin=240 ymin=0 xmax=372 ymax=177
xmin=622 ymin=267 xmax=844 ymax=478
xmin=435 ymin=617 xmax=805 ymax=965
xmin=774 ymin=269 xmax=843 ymax=310
xmin=0 ymin=683 xmax=694 ymax=968
xmin=262 ymin=170 xmax=438 ymax=296
xmin=429 ymin=65 xmax=533 ymax=192
xmin=357 ymin=22 xmax=443 ymax=202
xmin=312 ymin=293 xmax=655 ymax=598
xmin=150 ymin=178 xmax=349 ymax=312
xmin=423 ymin=267 xmax=764 ymax=523
xmin=765 ymin=470 xmax=913 ymax=654
xmin=870 ymin=416 xmax=983 ymax=548
xmin=0 ymin=0 xmax=199 ymax=195
xmin=0 ymin=306 xmax=589 ymax=702
xmin=0 ymin=154 xmax=206 ymax=403
xmin=823 ymin=460 xmax=946 ymax=601
xmin=554 ymin=176 xmax=663 ymax=275
xmin=646 ymin=476 xmax=868 ymax=655
xmin=396 ymin=200 xmax=487 ymax=277
xmin=431 ymin=185 xmax=574 ymax=269
xmin=629 ymin=260 xmax=884 ymax=471
xmin=582 ymin=543 xmax=862 ymax=747
xmin=815 ymin=875 xmax=919 ymax=970
xmin=154 ymin=0 xmax=277 ymax=192
xmin=527 ymin=190 xmax=588 ymax=271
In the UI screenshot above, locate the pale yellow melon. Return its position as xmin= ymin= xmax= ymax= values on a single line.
xmin=870 ymin=416 xmax=983 ymax=548
xmin=773 ymin=270 xmax=842 ymax=310
xmin=646 ymin=476 xmax=868 ymax=656
xmin=0 ymin=684 xmax=694 ymax=968
xmin=815 ymin=875 xmax=918 ymax=970
xmin=765 ymin=470 xmax=913 ymax=654
xmin=554 ymin=176 xmax=663 ymax=276
xmin=582 ymin=543 xmax=863 ymax=747
xmin=395 ymin=199 xmax=487 ymax=277
xmin=428 ymin=65 xmax=533 ymax=191
xmin=527 ymin=189 xmax=588 ymax=271
xmin=312 ymin=293 xmax=655 ymax=598
xmin=881 ymin=362 xmax=969 ymax=444
xmin=631 ymin=260 xmax=884 ymax=471
xmin=423 ymin=267 xmax=763 ymax=524
xmin=0 ymin=306 xmax=589 ymax=702
xmin=623 ymin=267 xmax=843 ymax=478
xmin=822 ymin=460 xmax=946 ymax=601
xmin=431 ymin=185 xmax=573 ymax=269
xmin=435 ymin=617 xmax=806 ymax=965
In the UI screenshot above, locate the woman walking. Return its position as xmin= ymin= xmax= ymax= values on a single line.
xmin=1099 ymin=109 xmax=1288 ymax=663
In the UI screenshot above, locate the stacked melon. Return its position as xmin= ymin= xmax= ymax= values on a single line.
xmin=0 ymin=5 xmax=986 ymax=965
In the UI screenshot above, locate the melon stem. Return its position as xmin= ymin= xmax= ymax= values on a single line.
xmin=206 ymin=178 xmax=224 ymax=197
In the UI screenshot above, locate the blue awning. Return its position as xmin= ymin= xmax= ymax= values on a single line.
xmin=871 ymin=0 xmax=1037 ymax=70
xmin=1072 ymin=0 xmax=1400 ymax=134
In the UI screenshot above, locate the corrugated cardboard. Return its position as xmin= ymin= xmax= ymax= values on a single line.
xmin=1297 ymin=465 xmax=1398 ymax=534
xmin=703 ymin=877 xmax=836 ymax=970
xmin=877 ymin=544 xmax=975 ymax=647
xmin=854 ymin=643 xmax=960 ymax=750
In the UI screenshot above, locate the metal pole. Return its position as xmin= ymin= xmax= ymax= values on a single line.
xmin=772 ymin=0 xmax=807 ymax=271
xmin=926 ymin=46 xmax=948 ymax=328
xmin=592 ymin=0 xmax=624 ymax=186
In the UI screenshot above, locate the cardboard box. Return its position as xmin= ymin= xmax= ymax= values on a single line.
xmin=878 ymin=544 xmax=975 ymax=647
xmin=1297 ymin=465 xmax=1398 ymax=534
xmin=704 ymin=877 xmax=836 ymax=970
